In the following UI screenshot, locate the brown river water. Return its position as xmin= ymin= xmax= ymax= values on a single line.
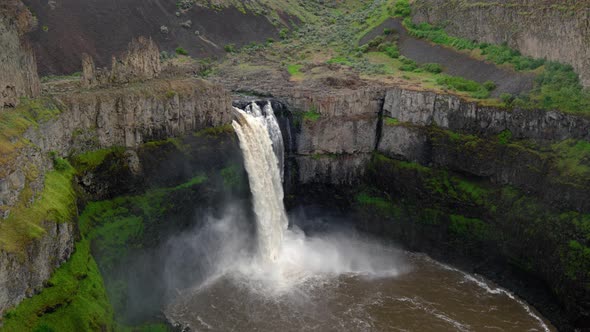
xmin=165 ymin=249 xmax=554 ymax=332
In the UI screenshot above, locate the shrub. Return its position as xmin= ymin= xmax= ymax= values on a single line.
xmin=368 ymin=35 xmax=385 ymax=48
xmin=399 ymin=57 xmax=418 ymax=71
xmin=378 ymin=42 xmax=400 ymax=59
xmin=500 ymin=93 xmax=513 ymax=104
xmin=279 ymin=28 xmax=289 ymax=40
xmin=224 ymin=44 xmax=236 ymax=53
xmin=497 ymin=130 xmax=512 ymax=145
xmin=175 ymin=47 xmax=189 ymax=56
xmin=393 ymin=0 xmax=411 ymax=17
xmin=165 ymin=90 xmax=177 ymax=99
xmin=436 ymin=75 xmax=490 ymax=99
xmin=483 ymin=80 xmax=497 ymax=91
xmin=50 ymin=152 xmax=69 ymax=171
xmin=383 ymin=28 xmax=394 ymax=35
xmin=287 ymin=64 xmax=302 ymax=76
xmin=421 ymin=63 xmax=443 ymax=73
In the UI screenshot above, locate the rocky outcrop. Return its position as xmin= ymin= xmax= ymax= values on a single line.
xmin=279 ymin=82 xmax=590 ymax=330
xmin=273 ymin=88 xmax=384 ymax=184
xmin=0 ymin=77 xmax=232 ymax=315
xmin=295 ymin=154 xmax=371 ymax=185
xmin=0 ymin=220 xmax=74 ymax=315
xmin=0 ymin=0 xmax=40 ymax=107
xmin=383 ymin=87 xmax=590 ymax=141
xmin=81 ymin=36 xmax=161 ymax=88
xmin=412 ymin=0 xmax=590 ymax=87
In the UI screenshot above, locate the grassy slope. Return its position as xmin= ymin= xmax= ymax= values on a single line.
xmin=0 ymin=97 xmax=76 ymax=254
xmin=1 ymin=173 xmax=208 ymax=332
xmin=214 ymin=0 xmax=589 ymax=114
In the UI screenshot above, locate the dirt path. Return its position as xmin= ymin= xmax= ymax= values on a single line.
xmin=361 ymin=19 xmax=535 ymax=97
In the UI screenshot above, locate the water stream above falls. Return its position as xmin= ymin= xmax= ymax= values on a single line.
xmin=164 ymin=102 xmax=554 ymax=331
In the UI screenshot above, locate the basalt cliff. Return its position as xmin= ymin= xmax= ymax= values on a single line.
xmin=1 ymin=0 xmax=589 ymax=331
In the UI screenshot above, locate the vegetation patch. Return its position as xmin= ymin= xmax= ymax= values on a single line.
xmin=355 ymin=191 xmax=399 ymax=217
xmin=194 ymin=124 xmax=234 ymax=137
xmin=403 ymin=18 xmax=590 ymax=113
xmin=551 ymin=139 xmax=590 ymax=181
xmin=175 ymin=47 xmax=189 ymax=56
xmin=302 ymin=106 xmax=321 ymax=122
xmin=435 ymin=74 xmax=490 ymax=99
xmin=384 ymin=117 xmax=399 ymax=126
xmin=1 ymin=239 xmax=114 ymax=332
xmin=449 ymin=214 xmax=490 ymax=240
xmin=3 ymin=173 xmax=209 ymax=331
xmin=71 ymin=147 xmax=126 ymax=173
xmin=0 ymin=160 xmax=76 ymax=253
xmin=220 ymin=164 xmax=245 ymax=190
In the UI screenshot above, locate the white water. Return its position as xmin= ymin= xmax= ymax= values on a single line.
xmin=232 ymin=102 xmax=288 ymax=263
xmin=231 ymin=102 xmax=403 ymax=291
xmin=163 ymin=101 xmax=555 ymax=331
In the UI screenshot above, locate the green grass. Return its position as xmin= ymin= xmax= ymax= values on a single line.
xmin=563 ymin=240 xmax=590 ymax=280
xmin=497 ymin=130 xmax=513 ymax=145
xmin=1 ymin=239 xmax=114 ymax=332
xmin=302 ymin=110 xmax=321 ymax=122
xmin=384 ymin=117 xmax=399 ymax=126
xmin=393 ymin=0 xmax=411 ymax=17
xmin=287 ymin=64 xmax=303 ymax=79
xmin=0 ymin=98 xmax=62 ymax=164
xmin=436 ymin=74 xmax=490 ymax=99
xmin=356 ymin=191 xmax=399 ymax=216
xmin=194 ymin=124 xmax=234 ymax=137
xmin=175 ymin=47 xmax=189 ymax=56
xmin=5 ymin=174 xmax=210 ymax=331
xmin=449 ymin=215 xmax=490 ymax=240
xmin=551 ymin=140 xmax=590 ymax=181
xmin=421 ymin=63 xmax=443 ymax=74
xmin=71 ymin=147 xmax=125 ymax=173
xmin=0 ymin=160 xmax=76 ymax=253
xmin=403 ymin=18 xmax=590 ymax=113
xmin=175 ymin=175 xmax=208 ymax=190
xmin=327 ymin=56 xmax=353 ymax=65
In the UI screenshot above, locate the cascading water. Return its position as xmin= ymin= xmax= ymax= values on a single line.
xmin=165 ymin=100 xmax=555 ymax=332
xmin=231 ymin=102 xmax=288 ymax=262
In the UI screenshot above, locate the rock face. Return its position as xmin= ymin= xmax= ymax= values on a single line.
xmin=274 ymin=83 xmax=590 ymax=329
xmin=0 ymin=221 xmax=74 ymax=315
xmin=412 ymin=0 xmax=590 ymax=87
xmin=82 ymin=36 xmax=161 ymax=88
xmin=0 ymin=78 xmax=232 ymax=315
xmin=0 ymin=0 xmax=40 ymax=107
xmin=383 ymin=87 xmax=590 ymax=141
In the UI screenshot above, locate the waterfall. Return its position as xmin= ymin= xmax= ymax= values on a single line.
xmin=232 ymin=102 xmax=288 ymax=263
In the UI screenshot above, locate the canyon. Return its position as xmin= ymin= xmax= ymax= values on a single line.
xmin=0 ymin=0 xmax=589 ymax=331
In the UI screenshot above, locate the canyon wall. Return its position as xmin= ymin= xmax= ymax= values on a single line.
xmin=279 ymin=84 xmax=590 ymax=330
xmin=411 ymin=0 xmax=590 ymax=88
xmin=0 ymin=78 xmax=232 ymax=315
xmin=0 ymin=0 xmax=40 ymax=107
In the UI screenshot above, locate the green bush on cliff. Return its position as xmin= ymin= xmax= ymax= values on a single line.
xmin=356 ymin=191 xmax=400 ymax=216
xmin=435 ymin=75 xmax=490 ymax=99
xmin=421 ymin=63 xmax=443 ymax=74
xmin=175 ymin=47 xmax=189 ymax=56
xmin=551 ymin=139 xmax=590 ymax=181
xmin=0 ymin=160 xmax=76 ymax=253
xmin=449 ymin=215 xmax=490 ymax=240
